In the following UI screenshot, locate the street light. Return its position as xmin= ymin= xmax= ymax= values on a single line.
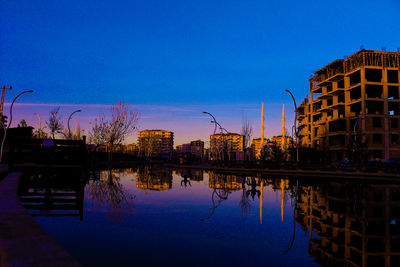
xmin=285 ymin=89 xmax=299 ymax=163
xmin=202 ymin=111 xmax=218 ymax=135
xmin=0 ymin=90 xmax=34 ymax=162
xmin=210 ymin=121 xmax=230 ymax=134
xmin=68 ymin=109 xmax=82 ymax=139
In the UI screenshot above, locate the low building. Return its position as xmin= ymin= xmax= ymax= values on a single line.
xmin=138 ymin=129 xmax=174 ymax=157
xmin=175 ymin=143 xmax=191 ymax=153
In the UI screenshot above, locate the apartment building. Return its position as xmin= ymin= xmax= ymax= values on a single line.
xmin=138 ymin=129 xmax=174 ymax=157
xmin=297 ymin=49 xmax=400 ymax=161
xmin=190 ymin=140 xmax=204 ymax=159
xmin=210 ymin=133 xmax=244 ymax=160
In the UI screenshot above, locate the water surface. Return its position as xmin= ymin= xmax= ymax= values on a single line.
xmin=18 ymin=166 xmax=400 ymax=266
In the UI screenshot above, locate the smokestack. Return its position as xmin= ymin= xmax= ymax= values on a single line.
xmin=261 ymin=102 xmax=264 ymax=146
xmin=282 ymin=104 xmax=285 ymax=151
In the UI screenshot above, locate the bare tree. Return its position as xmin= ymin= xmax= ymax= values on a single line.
xmin=139 ymin=131 xmax=159 ymax=157
xmin=17 ymin=119 xmax=28 ymax=127
xmin=89 ymin=101 xmax=140 ymax=161
xmin=241 ymin=115 xmax=253 ymax=148
xmin=46 ymin=107 xmax=64 ymax=139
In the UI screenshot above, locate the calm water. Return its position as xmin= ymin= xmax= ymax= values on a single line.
xmin=18 ymin=166 xmax=400 ymax=266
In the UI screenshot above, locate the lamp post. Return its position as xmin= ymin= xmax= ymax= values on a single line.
xmin=202 ymin=111 xmax=218 ymax=135
xmin=0 ymin=90 xmax=34 ymax=162
xmin=285 ymin=89 xmax=299 ymax=163
xmin=68 ymin=109 xmax=82 ymax=139
xmin=210 ymin=120 xmax=230 ymax=134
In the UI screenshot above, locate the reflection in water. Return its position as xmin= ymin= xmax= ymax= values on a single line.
xmin=18 ymin=166 xmax=400 ymax=266
xmin=295 ymin=182 xmax=400 ymax=267
xmin=18 ymin=169 xmax=85 ymax=220
xmin=87 ymin=169 xmax=135 ymax=224
xmin=136 ymin=165 xmax=172 ymax=191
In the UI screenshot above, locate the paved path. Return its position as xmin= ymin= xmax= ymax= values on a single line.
xmin=0 ymin=172 xmax=81 ymax=267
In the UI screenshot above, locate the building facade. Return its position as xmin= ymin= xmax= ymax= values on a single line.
xmin=138 ymin=129 xmax=174 ymax=157
xmin=298 ymin=49 xmax=400 ymax=161
xmin=210 ymin=133 xmax=244 ymax=160
xmin=190 ymin=140 xmax=204 ymax=159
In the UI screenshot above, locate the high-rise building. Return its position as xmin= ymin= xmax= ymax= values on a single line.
xmin=138 ymin=129 xmax=174 ymax=157
xmin=298 ymin=49 xmax=400 ymax=161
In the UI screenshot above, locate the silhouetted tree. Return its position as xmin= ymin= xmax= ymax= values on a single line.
xmin=46 ymin=107 xmax=64 ymax=139
xmin=241 ymin=115 xmax=253 ymax=148
xmin=89 ymin=101 xmax=140 ymax=161
xmin=17 ymin=119 xmax=28 ymax=127
xmin=86 ymin=169 xmax=135 ymax=224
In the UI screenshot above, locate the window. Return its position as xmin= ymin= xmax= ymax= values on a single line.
xmin=349 ymin=70 xmax=361 ymax=85
xmin=392 ymin=118 xmax=399 ymax=129
xmin=373 ymin=117 xmax=382 ymax=128
xmin=388 ymin=70 xmax=399 ymax=83
xmin=388 ymin=86 xmax=399 ymax=100
xmin=337 ymin=79 xmax=344 ymax=88
xmin=392 ymin=134 xmax=399 ymax=145
xmin=365 ymin=68 xmax=382 ymax=82
xmin=373 ymin=134 xmax=382 ymax=144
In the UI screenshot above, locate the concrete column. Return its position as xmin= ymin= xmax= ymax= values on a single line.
xmin=382 ymin=68 xmax=390 ymax=161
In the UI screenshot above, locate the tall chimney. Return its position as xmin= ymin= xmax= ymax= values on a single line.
xmin=282 ymin=104 xmax=285 ymax=151
xmin=261 ymin=102 xmax=264 ymax=146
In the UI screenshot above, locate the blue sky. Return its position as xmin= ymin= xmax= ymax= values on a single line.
xmin=1 ymin=0 xmax=400 ymax=144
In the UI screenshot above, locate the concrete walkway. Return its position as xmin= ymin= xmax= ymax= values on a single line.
xmin=0 ymin=173 xmax=81 ymax=267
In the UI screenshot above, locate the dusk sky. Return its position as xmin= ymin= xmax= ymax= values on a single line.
xmin=1 ymin=0 xmax=400 ymax=145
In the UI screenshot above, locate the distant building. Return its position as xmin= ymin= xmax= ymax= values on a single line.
xmin=210 ymin=133 xmax=244 ymax=160
xmin=271 ymin=135 xmax=293 ymax=152
xmin=251 ymin=137 xmax=270 ymax=159
xmin=298 ymin=49 xmax=400 ymax=161
xmin=138 ymin=129 xmax=174 ymax=157
xmin=190 ymin=140 xmax=204 ymax=159
xmin=176 ymin=143 xmax=191 ymax=153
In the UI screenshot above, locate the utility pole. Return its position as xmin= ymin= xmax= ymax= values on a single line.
xmin=0 ymin=86 xmax=12 ymax=116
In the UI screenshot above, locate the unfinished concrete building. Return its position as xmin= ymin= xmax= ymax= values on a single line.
xmin=297 ymin=49 xmax=400 ymax=161
xmin=295 ymin=182 xmax=400 ymax=267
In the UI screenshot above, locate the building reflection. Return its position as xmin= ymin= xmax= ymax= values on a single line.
xmin=296 ymin=182 xmax=400 ymax=267
xmin=18 ymin=169 xmax=85 ymax=220
xmin=136 ymin=165 xmax=172 ymax=191
xmin=208 ymin=172 xmax=243 ymax=191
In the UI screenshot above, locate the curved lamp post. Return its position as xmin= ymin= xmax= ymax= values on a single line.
xmin=202 ymin=111 xmax=218 ymax=135
xmin=68 ymin=109 xmax=82 ymax=138
xmin=285 ymin=89 xmax=299 ymax=163
xmin=0 ymin=90 xmax=34 ymax=162
xmin=210 ymin=120 xmax=230 ymax=134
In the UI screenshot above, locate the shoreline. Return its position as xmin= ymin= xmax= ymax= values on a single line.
xmin=0 ymin=172 xmax=81 ymax=266
xmin=164 ymin=163 xmax=400 ymax=182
